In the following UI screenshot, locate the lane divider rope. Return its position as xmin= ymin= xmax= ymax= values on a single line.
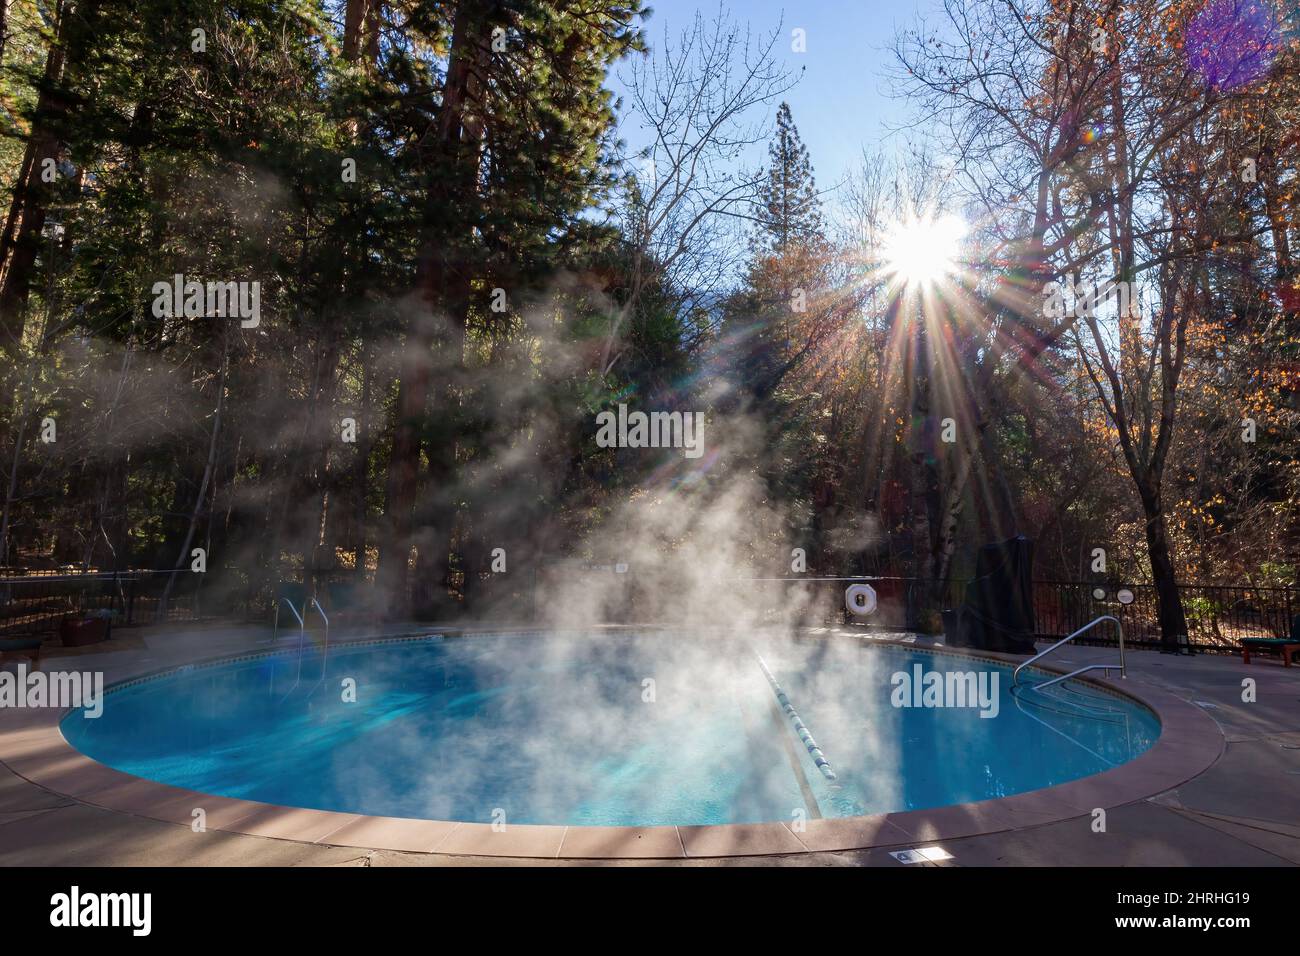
xmin=755 ymin=654 xmax=837 ymax=781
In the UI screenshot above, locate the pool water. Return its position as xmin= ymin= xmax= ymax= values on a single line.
xmin=62 ymin=632 xmax=1159 ymax=827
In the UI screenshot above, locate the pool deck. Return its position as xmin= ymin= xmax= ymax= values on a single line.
xmin=1 ymin=624 xmax=1297 ymax=866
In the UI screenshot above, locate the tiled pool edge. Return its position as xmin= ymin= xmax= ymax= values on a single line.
xmin=0 ymin=630 xmax=1225 ymax=861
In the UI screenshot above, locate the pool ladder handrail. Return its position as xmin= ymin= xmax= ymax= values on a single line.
xmin=273 ymin=596 xmax=306 ymax=644
xmin=305 ymin=598 xmax=330 ymax=696
xmin=1012 ymin=615 xmax=1126 ymax=691
xmin=278 ymin=597 xmax=330 ymax=699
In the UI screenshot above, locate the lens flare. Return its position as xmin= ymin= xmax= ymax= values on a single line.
xmin=882 ymin=214 xmax=967 ymax=288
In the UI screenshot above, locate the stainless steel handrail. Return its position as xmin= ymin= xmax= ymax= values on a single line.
xmin=310 ymin=597 xmax=329 ymax=639
xmin=306 ymin=598 xmax=330 ymax=695
xmin=272 ymin=597 xmax=306 ymax=698
xmin=1013 ymin=615 xmax=1125 ymax=687
xmin=1033 ymin=662 xmax=1124 ymax=691
xmin=277 ymin=598 xmax=312 ymax=699
xmin=273 ymin=597 xmax=305 ymax=643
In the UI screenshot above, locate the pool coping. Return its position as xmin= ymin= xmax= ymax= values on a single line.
xmin=0 ymin=629 xmax=1226 ymax=860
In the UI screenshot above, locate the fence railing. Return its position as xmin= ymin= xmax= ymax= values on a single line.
xmin=1 ymin=568 xmax=1293 ymax=655
xmin=0 ymin=569 xmax=266 ymax=638
xmin=1030 ymin=580 xmax=1295 ymax=653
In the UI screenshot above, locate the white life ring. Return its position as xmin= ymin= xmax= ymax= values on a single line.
xmin=845 ymin=583 xmax=877 ymax=616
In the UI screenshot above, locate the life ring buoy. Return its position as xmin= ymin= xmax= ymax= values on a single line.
xmin=845 ymin=583 xmax=877 ymax=616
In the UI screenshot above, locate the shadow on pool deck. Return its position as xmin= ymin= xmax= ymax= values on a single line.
xmin=1 ymin=626 xmax=1297 ymax=866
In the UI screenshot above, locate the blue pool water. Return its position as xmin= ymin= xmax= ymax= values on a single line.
xmin=62 ymin=632 xmax=1159 ymax=826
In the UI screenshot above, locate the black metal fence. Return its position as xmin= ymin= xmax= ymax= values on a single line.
xmin=0 ymin=569 xmax=267 ymax=639
xmin=1030 ymin=581 xmax=1295 ymax=653
xmin=732 ymin=576 xmax=1293 ymax=654
xmin=1 ymin=568 xmax=1293 ymax=656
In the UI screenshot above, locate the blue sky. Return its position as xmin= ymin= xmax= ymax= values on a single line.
xmin=609 ymin=0 xmax=933 ymax=193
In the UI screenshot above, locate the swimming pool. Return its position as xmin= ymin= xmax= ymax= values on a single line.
xmin=61 ymin=632 xmax=1159 ymax=828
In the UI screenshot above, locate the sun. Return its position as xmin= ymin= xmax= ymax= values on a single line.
xmin=882 ymin=214 xmax=967 ymax=288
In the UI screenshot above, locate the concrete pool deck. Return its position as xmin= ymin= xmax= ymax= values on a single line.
xmin=1 ymin=624 xmax=1298 ymax=866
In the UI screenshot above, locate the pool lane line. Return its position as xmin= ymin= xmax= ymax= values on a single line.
xmin=736 ymin=673 xmax=822 ymax=820
xmin=756 ymin=681 xmax=824 ymax=820
xmin=755 ymin=655 xmax=837 ymax=781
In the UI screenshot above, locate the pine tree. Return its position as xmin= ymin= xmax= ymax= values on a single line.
xmin=377 ymin=0 xmax=646 ymax=615
xmin=727 ymin=102 xmax=831 ymax=395
xmin=753 ymin=102 xmax=823 ymax=256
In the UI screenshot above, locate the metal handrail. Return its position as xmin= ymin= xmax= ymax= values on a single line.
xmin=1033 ymin=662 xmax=1124 ymax=691
xmin=306 ymin=598 xmax=330 ymax=695
xmin=310 ymin=597 xmax=329 ymax=636
xmin=275 ymin=597 xmax=309 ymax=699
xmin=272 ymin=597 xmax=305 ymax=643
xmin=1013 ymin=615 xmax=1125 ymax=687
xmin=278 ymin=597 xmax=331 ymax=700
xmin=271 ymin=597 xmax=305 ymax=699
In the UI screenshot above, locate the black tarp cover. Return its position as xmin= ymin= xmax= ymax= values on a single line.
xmin=945 ymin=535 xmax=1037 ymax=654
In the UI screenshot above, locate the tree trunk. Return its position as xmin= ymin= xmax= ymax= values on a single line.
xmin=930 ymin=454 xmax=972 ymax=606
xmin=1140 ymin=488 xmax=1189 ymax=653
xmin=1260 ymin=144 xmax=1293 ymax=283
xmin=906 ymin=317 xmax=938 ymax=630
xmin=351 ymin=353 xmax=372 ymax=576
xmin=106 ymin=452 xmax=129 ymax=572
xmin=409 ymin=301 xmax=470 ymax=619
xmin=377 ymin=0 xmax=485 ymax=614
xmin=158 ymin=336 xmax=228 ymax=619
xmin=299 ymin=331 xmax=341 ymax=579
xmin=91 ymin=346 xmax=133 ymax=571
xmin=343 ymin=0 xmax=383 ymax=63
xmin=0 ymin=403 xmax=27 ymax=567
xmin=376 ymin=313 xmax=433 ymax=611
xmin=0 ymin=0 xmax=11 ymax=66
xmin=0 ymin=0 xmax=69 ymax=355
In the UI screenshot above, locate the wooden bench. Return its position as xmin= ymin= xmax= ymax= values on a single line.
xmin=0 ymin=637 xmax=43 ymax=669
xmin=1241 ymin=638 xmax=1299 ymax=667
